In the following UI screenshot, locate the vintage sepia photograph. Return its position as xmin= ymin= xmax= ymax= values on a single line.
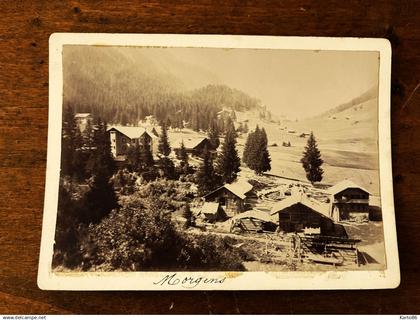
xmin=38 ymin=34 xmax=399 ymax=290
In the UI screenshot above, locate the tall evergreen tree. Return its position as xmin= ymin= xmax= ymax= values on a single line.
xmin=158 ymin=156 xmax=176 ymax=179
xmin=61 ymin=106 xmax=87 ymax=181
xmin=72 ymin=127 xmax=87 ymax=181
xmin=126 ymin=141 xmax=142 ymax=172
xmin=215 ymin=122 xmax=241 ymax=184
xmin=85 ymin=118 xmax=115 ymax=179
xmin=256 ymin=128 xmax=271 ymax=174
xmin=83 ymin=119 xmax=95 ymax=149
xmin=243 ymin=126 xmax=271 ymax=174
xmin=176 ymin=141 xmax=190 ymax=175
xmin=196 ymin=147 xmax=218 ymax=195
xmin=178 ymin=141 xmax=189 ymax=164
xmin=158 ymin=121 xmax=171 ymax=156
xmin=208 ymin=120 xmax=220 ymax=150
xmin=156 ymin=121 xmax=176 ymax=179
xmin=301 ymin=132 xmax=324 ymax=184
xmin=61 ymin=106 xmax=78 ymax=177
xmin=140 ymin=139 xmax=154 ymax=169
xmin=84 ymin=171 xmax=119 ymax=224
xmin=83 ymin=117 xmax=118 ymax=224
xmin=243 ymin=125 xmax=258 ymax=166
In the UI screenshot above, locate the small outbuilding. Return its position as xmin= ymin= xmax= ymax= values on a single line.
xmin=173 ymin=137 xmax=214 ymax=158
xmin=204 ymin=180 xmax=254 ymax=217
xmin=198 ymin=202 xmax=226 ymax=222
xmin=270 ymin=194 xmax=337 ymax=236
xmin=328 ymin=180 xmax=370 ymax=222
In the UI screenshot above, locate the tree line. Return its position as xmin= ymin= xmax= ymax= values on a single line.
xmin=67 ymin=84 xmax=271 ymax=134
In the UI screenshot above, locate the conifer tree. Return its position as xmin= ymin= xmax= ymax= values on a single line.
xmin=85 ymin=118 xmax=115 ymax=179
xmin=72 ymin=127 xmax=87 ymax=181
xmin=83 ymin=119 xmax=95 ymax=149
xmin=215 ymin=122 xmax=241 ymax=184
xmin=126 ymin=141 xmax=141 ymax=172
xmin=61 ymin=106 xmax=88 ymax=181
xmin=301 ymin=132 xmax=324 ymax=184
xmin=158 ymin=121 xmax=171 ymax=156
xmin=183 ymin=203 xmax=194 ymax=228
xmin=208 ymin=121 xmax=220 ymax=150
xmin=257 ymin=128 xmax=271 ymax=174
xmin=196 ymin=147 xmax=218 ymax=195
xmin=84 ymin=117 xmax=118 ymax=224
xmin=176 ymin=141 xmax=190 ymax=175
xmin=243 ymin=125 xmax=258 ymax=166
xmin=178 ymin=141 xmax=189 ymax=164
xmin=158 ymin=156 xmax=176 ymax=179
xmin=61 ymin=106 xmax=78 ymax=177
xmin=140 ymin=139 xmax=154 ymax=169
xmin=156 ymin=121 xmax=176 ymax=179
xmin=243 ymin=126 xmax=271 ymax=175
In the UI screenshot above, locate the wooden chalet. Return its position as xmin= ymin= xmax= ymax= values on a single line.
xmin=74 ymin=113 xmax=93 ymax=132
xmin=198 ymin=202 xmax=226 ymax=222
xmin=107 ymin=125 xmax=159 ymax=160
xmin=173 ymin=137 xmax=214 ymax=158
xmin=270 ymin=194 xmax=338 ymax=236
xmin=203 ymin=181 xmax=254 ymax=217
xmin=328 ymin=180 xmax=370 ymax=222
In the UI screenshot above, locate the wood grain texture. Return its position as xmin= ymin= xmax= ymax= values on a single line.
xmin=0 ymin=0 xmax=419 ymax=314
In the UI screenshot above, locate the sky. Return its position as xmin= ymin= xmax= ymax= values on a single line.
xmin=160 ymin=47 xmax=379 ymax=119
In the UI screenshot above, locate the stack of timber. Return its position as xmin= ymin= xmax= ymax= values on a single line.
xmin=301 ymin=235 xmax=361 ymax=266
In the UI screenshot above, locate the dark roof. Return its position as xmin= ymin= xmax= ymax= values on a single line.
xmin=328 ymin=180 xmax=370 ymax=195
xmin=204 ymin=180 xmax=253 ymax=200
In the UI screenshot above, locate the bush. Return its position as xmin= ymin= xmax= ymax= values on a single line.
xmin=89 ymin=199 xmax=179 ymax=270
xmin=111 ymin=169 xmax=139 ymax=195
xmin=53 ymin=185 xmax=95 ymax=270
xmin=89 ymin=194 xmax=245 ymax=271
xmin=176 ymin=232 xmax=245 ymax=271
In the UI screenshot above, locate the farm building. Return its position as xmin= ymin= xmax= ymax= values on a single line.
xmin=230 ymin=210 xmax=277 ymax=233
xmin=270 ymin=194 xmax=340 ymax=236
xmin=203 ymin=180 xmax=254 ymax=217
xmin=328 ymin=180 xmax=370 ymax=222
xmin=74 ymin=113 xmax=93 ymax=132
xmin=198 ymin=202 xmax=226 ymax=222
xmin=107 ymin=126 xmax=159 ymax=160
xmin=173 ymin=137 xmax=214 ymax=158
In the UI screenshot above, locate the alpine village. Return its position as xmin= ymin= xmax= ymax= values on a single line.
xmin=55 ymin=85 xmax=385 ymax=273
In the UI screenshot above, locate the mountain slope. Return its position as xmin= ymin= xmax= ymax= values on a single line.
xmin=63 ymin=46 xmax=265 ymax=127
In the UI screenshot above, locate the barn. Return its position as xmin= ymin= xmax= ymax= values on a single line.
xmin=204 ymin=180 xmax=254 ymax=217
xmin=328 ymin=180 xmax=370 ymax=222
xmin=198 ymin=202 xmax=226 ymax=222
xmin=107 ymin=126 xmax=159 ymax=160
xmin=173 ymin=137 xmax=214 ymax=158
xmin=270 ymin=194 xmax=338 ymax=236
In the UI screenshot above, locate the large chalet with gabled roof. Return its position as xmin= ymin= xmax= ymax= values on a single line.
xmin=107 ymin=125 xmax=159 ymax=161
xmin=328 ymin=180 xmax=370 ymax=222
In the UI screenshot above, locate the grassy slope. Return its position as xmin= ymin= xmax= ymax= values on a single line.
xmin=234 ymin=97 xmax=380 ymax=196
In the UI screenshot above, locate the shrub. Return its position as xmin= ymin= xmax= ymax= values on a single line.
xmin=89 ymin=194 xmax=245 ymax=271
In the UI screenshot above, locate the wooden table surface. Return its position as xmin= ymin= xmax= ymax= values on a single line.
xmin=1 ymin=0 xmax=419 ymax=314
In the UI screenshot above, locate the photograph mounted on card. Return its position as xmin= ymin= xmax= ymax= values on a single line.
xmin=38 ymin=33 xmax=399 ymax=290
